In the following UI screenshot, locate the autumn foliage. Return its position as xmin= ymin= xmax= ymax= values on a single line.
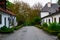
xmin=7 ymin=1 xmax=42 ymax=26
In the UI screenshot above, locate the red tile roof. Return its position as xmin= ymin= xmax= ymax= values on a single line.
xmin=0 ymin=8 xmax=16 ymax=16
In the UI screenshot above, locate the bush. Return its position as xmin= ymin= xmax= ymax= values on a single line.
xmin=33 ymin=17 xmax=41 ymax=25
xmin=24 ymin=17 xmax=41 ymax=26
xmin=0 ymin=26 xmax=14 ymax=33
xmin=48 ymin=22 xmax=60 ymax=32
xmin=43 ymin=27 xmax=59 ymax=35
xmin=35 ymin=25 xmax=42 ymax=29
xmin=42 ymin=22 xmax=60 ymax=35
xmin=47 ymin=22 xmax=60 ymax=35
xmin=48 ymin=30 xmax=59 ymax=35
xmin=24 ymin=20 xmax=32 ymax=26
xmin=13 ymin=25 xmax=23 ymax=30
xmin=42 ymin=23 xmax=48 ymax=28
xmin=58 ymin=33 xmax=60 ymax=40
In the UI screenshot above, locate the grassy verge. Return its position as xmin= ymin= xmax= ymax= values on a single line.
xmin=13 ymin=25 xmax=23 ymax=30
xmin=0 ymin=25 xmax=23 ymax=34
xmin=35 ymin=25 xmax=43 ymax=29
xmin=43 ymin=27 xmax=59 ymax=35
xmin=58 ymin=33 xmax=60 ymax=40
xmin=35 ymin=23 xmax=60 ymax=40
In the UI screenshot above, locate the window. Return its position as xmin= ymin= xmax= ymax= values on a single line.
xmin=8 ymin=17 xmax=11 ymax=26
xmin=43 ymin=20 xmax=44 ymax=23
xmin=4 ymin=17 xmax=6 ymax=26
xmin=8 ymin=17 xmax=11 ymax=21
xmin=46 ymin=19 xmax=47 ymax=23
xmin=12 ymin=18 xmax=14 ymax=25
xmin=0 ymin=14 xmax=2 ymax=24
xmin=54 ymin=18 xmax=56 ymax=22
xmin=59 ymin=17 xmax=60 ymax=23
xmin=49 ymin=19 xmax=50 ymax=23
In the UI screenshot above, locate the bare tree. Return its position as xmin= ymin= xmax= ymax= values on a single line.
xmin=7 ymin=1 xmax=42 ymax=25
xmin=32 ymin=3 xmax=42 ymax=10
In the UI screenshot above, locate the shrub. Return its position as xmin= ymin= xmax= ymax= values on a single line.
xmin=42 ymin=23 xmax=48 ymax=28
xmin=48 ymin=30 xmax=59 ymax=35
xmin=23 ymin=19 xmax=32 ymax=26
xmin=33 ymin=17 xmax=41 ymax=25
xmin=24 ymin=17 xmax=41 ymax=26
xmin=42 ymin=22 xmax=60 ymax=35
xmin=13 ymin=25 xmax=23 ymax=30
xmin=47 ymin=22 xmax=60 ymax=35
xmin=58 ymin=33 xmax=60 ymax=40
xmin=48 ymin=22 xmax=60 ymax=32
xmin=35 ymin=25 xmax=42 ymax=29
xmin=0 ymin=26 xmax=14 ymax=33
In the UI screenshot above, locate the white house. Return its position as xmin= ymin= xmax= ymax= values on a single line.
xmin=0 ymin=8 xmax=17 ymax=28
xmin=41 ymin=2 xmax=60 ymax=24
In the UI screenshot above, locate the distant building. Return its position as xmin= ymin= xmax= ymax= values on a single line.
xmin=41 ymin=2 xmax=60 ymax=24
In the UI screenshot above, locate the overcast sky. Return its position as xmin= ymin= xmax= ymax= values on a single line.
xmin=9 ymin=0 xmax=58 ymax=6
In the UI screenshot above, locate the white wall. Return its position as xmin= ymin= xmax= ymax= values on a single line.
xmin=0 ymin=12 xmax=17 ymax=28
xmin=14 ymin=17 xmax=17 ymax=26
xmin=42 ymin=17 xmax=52 ymax=24
xmin=0 ymin=12 xmax=10 ymax=28
xmin=41 ymin=12 xmax=49 ymax=18
xmin=11 ymin=16 xmax=17 ymax=26
xmin=53 ymin=14 xmax=60 ymax=23
xmin=41 ymin=13 xmax=60 ymax=25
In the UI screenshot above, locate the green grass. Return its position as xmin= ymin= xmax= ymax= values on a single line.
xmin=35 ymin=25 xmax=43 ymax=29
xmin=13 ymin=25 xmax=23 ymax=30
xmin=0 ymin=25 xmax=23 ymax=34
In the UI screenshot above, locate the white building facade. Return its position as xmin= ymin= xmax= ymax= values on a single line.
xmin=41 ymin=2 xmax=60 ymax=24
xmin=0 ymin=8 xmax=17 ymax=28
xmin=41 ymin=13 xmax=60 ymax=24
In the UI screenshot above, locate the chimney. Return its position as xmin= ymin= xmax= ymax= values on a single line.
xmin=47 ymin=0 xmax=52 ymax=7
xmin=47 ymin=2 xmax=51 ymax=7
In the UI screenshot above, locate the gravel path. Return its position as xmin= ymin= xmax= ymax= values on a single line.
xmin=0 ymin=26 xmax=57 ymax=40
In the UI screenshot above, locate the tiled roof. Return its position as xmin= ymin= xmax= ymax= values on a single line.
xmin=0 ymin=8 xmax=16 ymax=16
xmin=41 ymin=3 xmax=60 ymax=14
